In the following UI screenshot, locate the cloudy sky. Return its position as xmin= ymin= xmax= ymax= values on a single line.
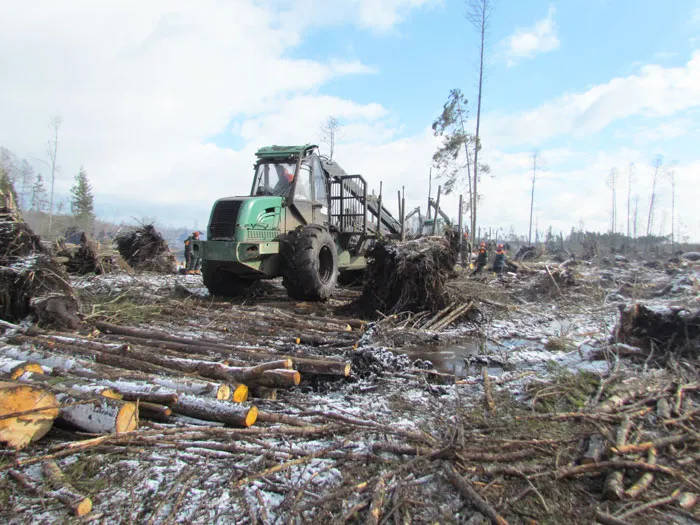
xmin=1 ymin=0 xmax=699 ymax=240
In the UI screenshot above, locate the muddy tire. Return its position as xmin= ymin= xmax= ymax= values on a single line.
xmin=282 ymin=225 xmax=338 ymax=301
xmin=201 ymin=261 xmax=255 ymax=297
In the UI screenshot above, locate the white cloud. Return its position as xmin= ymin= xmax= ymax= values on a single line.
xmin=261 ymin=0 xmax=439 ymax=32
xmin=0 ymin=1 xmax=427 ymax=226
xmin=484 ymin=52 xmax=700 ymax=147
xmin=501 ymin=6 xmax=560 ymax=66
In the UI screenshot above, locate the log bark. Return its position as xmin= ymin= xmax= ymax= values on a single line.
xmin=42 ymin=460 xmax=93 ymax=516
xmin=0 ymin=381 xmax=59 ymax=449
xmin=254 ymin=369 xmax=300 ymax=388
xmin=15 ymin=372 xmax=122 ymax=400
xmin=171 ymin=395 xmax=257 ymax=427
xmin=93 ymin=324 xmax=352 ymax=378
xmin=1 ymin=345 xmax=232 ymax=400
xmin=137 ymin=402 xmax=172 ymax=422
xmin=0 ymin=356 xmax=44 ymax=379
xmin=11 ymin=335 xmax=174 ymax=376
xmin=54 ymin=391 xmax=137 ymax=434
xmin=10 ymin=468 xmax=93 ymax=518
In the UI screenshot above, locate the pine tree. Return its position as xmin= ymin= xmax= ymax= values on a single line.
xmin=31 ymin=174 xmax=49 ymax=212
xmin=70 ymin=166 xmax=95 ymax=230
xmin=432 ymin=89 xmax=490 ymax=232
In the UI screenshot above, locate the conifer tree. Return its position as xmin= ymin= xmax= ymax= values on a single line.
xmin=70 ymin=166 xmax=95 ymax=230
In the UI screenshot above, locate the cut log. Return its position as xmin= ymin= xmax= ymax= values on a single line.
xmin=254 ymin=369 xmax=301 ymax=388
xmin=0 ymin=357 xmax=44 ymax=379
xmin=15 ymin=372 xmax=122 ymax=400
xmin=54 ymin=392 xmax=137 ymax=434
xmin=171 ymin=395 xmax=257 ymax=427
xmin=0 ymin=381 xmax=59 ymax=449
xmin=42 ymin=460 xmax=93 ymax=516
xmin=137 ymin=402 xmax=172 ymax=422
xmin=11 ymin=335 xmax=175 ymax=376
xmin=221 ymin=356 xmax=349 ymax=378
xmin=1 ymin=345 xmax=231 ymax=400
xmin=93 ymin=324 xmax=353 ymax=377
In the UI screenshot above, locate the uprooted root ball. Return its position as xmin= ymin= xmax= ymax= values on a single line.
xmin=115 ymin=224 xmax=176 ymax=273
xmin=0 ymin=206 xmax=77 ymax=325
xmin=359 ymin=236 xmax=457 ymax=318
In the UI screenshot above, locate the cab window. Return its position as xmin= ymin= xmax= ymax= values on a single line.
xmin=312 ymin=156 xmax=328 ymax=207
xmin=295 ymin=162 xmax=312 ymax=201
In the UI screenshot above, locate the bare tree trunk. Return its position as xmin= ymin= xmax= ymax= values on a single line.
xmin=456 ymin=99 xmax=473 ymax=231
xmin=528 ymin=153 xmax=537 ymax=244
xmin=608 ymin=168 xmax=618 ymax=238
xmin=468 ymin=0 xmax=491 ymax=243
xmin=47 ymin=116 xmax=61 ymax=235
xmin=627 ymin=163 xmax=633 ymax=238
xmin=646 ymin=156 xmax=662 ymax=239
xmin=669 ymin=170 xmax=676 ymax=248
xmin=633 ymin=195 xmax=639 ymax=243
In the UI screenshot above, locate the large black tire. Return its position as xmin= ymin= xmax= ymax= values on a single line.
xmin=201 ymin=261 xmax=256 ymax=297
xmin=282 ymin=225 xmax=339 ymax=301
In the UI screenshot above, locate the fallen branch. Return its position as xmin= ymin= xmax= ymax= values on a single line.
xmin=443 ymin=462 xmax=508 ymax=525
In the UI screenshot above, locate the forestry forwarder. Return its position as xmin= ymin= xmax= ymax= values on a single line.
xmin=192 ymin=144 xmax=402 ymax=300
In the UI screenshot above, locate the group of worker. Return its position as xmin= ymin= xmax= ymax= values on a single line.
xmin=183 ymin=231 xmax=201 ymax=272
xmin=461 ymin=232 xmax=507 ymax=276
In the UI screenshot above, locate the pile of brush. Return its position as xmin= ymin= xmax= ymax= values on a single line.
xmin=359 ymin=236 xmax=457 ymax=318
xmin=115 ymin=224 xmax=176 ymax=273
xmin=0 ymin=205 xmax=79 ymax=329
xmin=58 ymin=236 xmax=121 ymax=276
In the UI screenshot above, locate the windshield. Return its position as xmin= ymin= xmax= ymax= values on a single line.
xmin=252 ymin=161 xmax=297 ymax=196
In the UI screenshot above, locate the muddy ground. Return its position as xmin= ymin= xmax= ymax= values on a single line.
xmin=1 ymin=253 xmax=699 ymax=524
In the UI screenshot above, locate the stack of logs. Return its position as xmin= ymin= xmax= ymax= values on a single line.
xmin=0 ymin=320 xmax=354 ymax=450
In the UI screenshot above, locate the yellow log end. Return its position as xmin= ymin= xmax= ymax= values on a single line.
xmin=11 ymin=363 xmax=44 ymax=379
xmin=343 ymin=363 xmax=351 ymax=377
xmin=232 ymin=384 xmax=249 ymax=403
xmin=75 ymin=497 xmax=93 ymax=517
xmin=245 ymin=406 xmax=258 ymax=427
xmin=295 ymin=337 xmax=301 ymax=344
xmin=217 ymin=384 xmax=232 ymax=401
xmin=116 ymin=402 xmax=138 ymax=433
xmin=345 ymin=324 xmax=352 ymax=332
xmin=292 ymin=371 xmax=301 ymax=386
xmin=101 ymin=389 xmax=123 ymax=400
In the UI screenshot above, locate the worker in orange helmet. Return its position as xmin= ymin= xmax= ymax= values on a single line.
xmin=472 ymin=242 xmax=488 ymax=275
xmin=492 ymin=243 xmax=506 ymax=274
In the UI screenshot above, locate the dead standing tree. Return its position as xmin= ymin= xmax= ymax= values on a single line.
xmin=607 ymin=167 xmax=618 ymax=236
xmin=466 ymin=0 xmax=493 ymax=242
xmin=646 ymin=155 xmax=662 ymax=240
xmin=626 ymin=163 xmax=634 ymax=238
xmin=47 ymin=116 xmax=61 ymax=235
xmin=528 ymin=151 xmax=543 ymax=244
xmin=666 ymin=167 xmax=676 ymax=248
xmin=320 ymin=116 xmax=341 ymax=161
